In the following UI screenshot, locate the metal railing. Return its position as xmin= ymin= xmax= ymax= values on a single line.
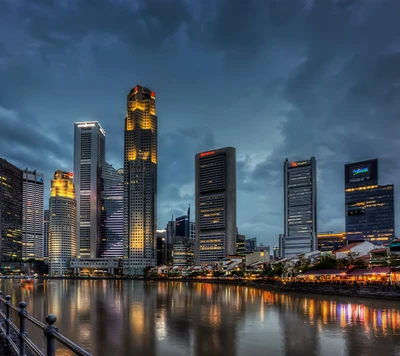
xmin=0 ymin=291 xmax=93 ymax=356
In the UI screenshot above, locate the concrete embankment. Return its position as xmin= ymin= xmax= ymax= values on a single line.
xmin=180 ymin=279 xmax=400 ymax=300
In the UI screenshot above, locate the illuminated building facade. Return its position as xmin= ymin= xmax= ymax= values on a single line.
xmin=100 ymin=162 xmax=124 ymax=258
xmin=195 ymin=147 xmax=237 ymax=265
xmin=236 ymin=234 xmax=245 ymax=256
xmin=43 ymin=209 xmax=49 ymax=258
xmin=123 ymin=85 xmax=157 ymax=274
xmin=283 ymin=157 xmax=317 ymax=257
xmin=317 ymin=231 xmax=346 ymax=252
xmin=0 ymin=159 xmax=23 ymax=264
xmin=173 ymin=236 xmax=194 ymax=267
xmin=22 ymin=169 xmax=44 ymax=260
xmin=49 ymin=171 xmax=77 ymax=276
xmin=74 ymin=121 xmax=105 ymax=258
xmin=345 ymin=159 xmax=394 ymax=244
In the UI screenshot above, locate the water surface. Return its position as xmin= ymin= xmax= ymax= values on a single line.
xmin=1 ymin=279 xmax=399 ymax=356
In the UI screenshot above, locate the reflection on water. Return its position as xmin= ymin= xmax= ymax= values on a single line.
xmin=0 ymin=280 xmax=400 ymax=356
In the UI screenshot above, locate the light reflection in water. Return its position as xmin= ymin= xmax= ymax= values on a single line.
xmin=0 ymin=280 xmax=400 ymax=356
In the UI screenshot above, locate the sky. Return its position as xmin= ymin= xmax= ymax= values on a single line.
xmin=1 ymin=0 xmax=400 ymax=247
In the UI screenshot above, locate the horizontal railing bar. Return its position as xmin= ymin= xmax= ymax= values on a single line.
xmin=25 ymin=313 xmax=47 ymax=330
xmin=0 ymin=293 xmax=93 ymax=356
xmin=7 ymin=337 xmax=20 ymax=355
xmin=52 ymin=331 xmax=93 ymax=356
xmin=0 ymin=323 xmax=6 ymax=336
xmin=22 ymin=334 xmax=45 ymax=356
xmin=8 ymin=319 xmax=20 ymax=334
xmin=8 ymin=303 xmax=20 ymax=313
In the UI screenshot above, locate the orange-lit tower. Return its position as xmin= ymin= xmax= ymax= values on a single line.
xmin=49 ymin=170 xmax=77 ymax=276
xmin=123 ymin=85 xmax=157 ymax=274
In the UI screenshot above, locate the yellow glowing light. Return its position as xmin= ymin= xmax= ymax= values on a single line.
xmin=127 ymin=148 xmax=137 ymax=161
xmin=50 ymin=172 xmax=75 ymax=198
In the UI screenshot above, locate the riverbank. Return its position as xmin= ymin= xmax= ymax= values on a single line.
xmin=3 ymin=276 xmax=400 ymax=301
xmin=175 ymin=279 xmax=400 ymax=300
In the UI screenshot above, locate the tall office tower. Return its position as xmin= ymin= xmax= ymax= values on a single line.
xmin=318 ymin=232 xmax=346 ymax=252
xmin=345 ymin=159 xmax=394 ymax=244
xmin=245 ymin=237 xmax=257 ymax=253
xmin=278 ymin=233 xmax=284 ymax=258
xmin=236 ymin=234 xmax=245 ymax=256
xmin=195 ymin=147 xmax=237 ymax=265
xmin=74 ymin=121 xmax=106 ymax=258
xmin=22 ymin=169 xmax=44 ymax=260
xmin=123 ymin=85 xmax=157 ymax=274
xmin=173 ymin=237 xmax=194 ymax=267
xmin=176 ymin=206 xmax=190 ymax=238
xmin=0 ymin=159 xmax=23 ymax=264
xmin=156 ymin=229 xmax=166 ymax=265
xmin=283 ymin=157 xmax=317 ymax=257
xmin=43 ymin=210 xmax=49 ymax=258
xmin=190 ymin=222 xmax=195 ymax=240
xmin=165 ymin=219 xmax=175 ymax=265
xmin=99 ymin=162 xmax=124 ymax=258
xmin=49 ymin=171 xmax=77 ymax=276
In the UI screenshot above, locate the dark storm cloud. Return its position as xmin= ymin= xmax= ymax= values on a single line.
xmin=1 ymin=0 xmax=399 ymax=245
xmin=20 ymin=0 xmax=194 ymax=51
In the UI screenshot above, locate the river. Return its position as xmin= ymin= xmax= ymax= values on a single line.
xmin=0 ymin=279 xmax=399 ymax=356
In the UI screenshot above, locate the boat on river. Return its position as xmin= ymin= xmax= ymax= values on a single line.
xmin=20 ymin=277 xmax=34 ymax=286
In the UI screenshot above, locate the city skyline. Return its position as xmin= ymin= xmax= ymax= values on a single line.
xmin=1 ymin=1 xmax=400 ymax=247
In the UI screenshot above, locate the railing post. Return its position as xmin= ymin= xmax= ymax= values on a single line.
xmin=18 ymin=301 xmax=28 ymax=356
xmin=5 ymin=295 xmax=11 ymax=347
xmin=44 ymin=314 xmax=58 ymax=356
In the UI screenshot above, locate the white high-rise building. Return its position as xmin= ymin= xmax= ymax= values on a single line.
xmin=283 ymin=157 xmax=317 ymax=257
xmin=123 ymin=85 xmax=158 ymax=274
xmin=74 ymin=121 xmax=105 ymax=258
xmin=22 ymin=169 xmax=44 ymax=260
xmin=49 ymin=171 xmax=77 ymax=276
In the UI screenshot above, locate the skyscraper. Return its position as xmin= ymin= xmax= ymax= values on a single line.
xmin=43 ymin=209 xmax=49 ymax=258
xmin=190 ymin=222 xmax=195 ymax=240
xmin=345 ymin=159 xmax=394 ymax=244
xmin=123 ymin=85 xmax=157 ymax=274
xmin=166 ymin=219 xmax=176 ymax=265
xmin=0 ymin=159 xmax=23 ymax=264
xmin=100 ymin=162 xmax=124 ymax=258
xmin=195 ymin=147 xmax=237 ymax=265
xmin=176 ymin=208 xmax=190 ymax=238
xmin=49 ymin=171 xmax=77 ymax=276
xmin=283 ymin=157 xmax=317 ymax=257
xmin=173 ymin=237 xmax=194 ymax=267
xmin=156 ymin=229 xmax=166 ymax=266
xmin=22 ymin=169 xmax=44 ymax=260
xmin=74 ymin=121 xmax=106 ymax=258
xmin=318 ymin=232 xmax=346 ymax=252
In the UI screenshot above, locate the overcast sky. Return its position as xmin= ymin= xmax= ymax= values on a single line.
xmin=1 ymin=0 xmax=399 ymax=247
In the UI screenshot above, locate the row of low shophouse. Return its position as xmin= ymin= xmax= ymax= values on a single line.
xmin=269 ymin=239 xmax=400 ymax=286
